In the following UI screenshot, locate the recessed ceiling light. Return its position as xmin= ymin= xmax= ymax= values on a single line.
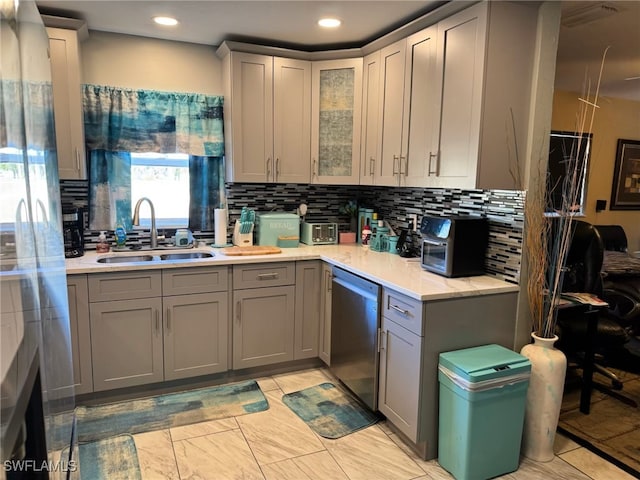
xmin=318 ymin=18 xmax=341 ymax=28
xmin=153 ymin=16 xmax=178 ymax=26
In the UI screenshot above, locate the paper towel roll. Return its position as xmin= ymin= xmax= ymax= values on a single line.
xmin=214 ymin=208 xmax=228 ymax=246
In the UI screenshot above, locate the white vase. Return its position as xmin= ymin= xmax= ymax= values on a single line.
xmin=520 ymin=333 xmax=567 ymax=462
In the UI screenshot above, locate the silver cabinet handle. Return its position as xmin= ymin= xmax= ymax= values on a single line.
xmin=275 ymin=157 xmax=280 ymax=181
xmin=155 ymin=309 xmax=160 ymax=334
xmin=166 ymin=308 xmax=171 ymax=332
xmin=428 ymin=152 xmax=438 ymax=176
xmin=401 ymin=156 xmax=408 ymax=176
xmin=312 ymin=158 xmax=317 ymax=178
xmin=390 ymin=304 xmax=410 ymax=316
xmin=325 ymin=270 xmax=333 ymax=292
xmin=236 ymin=300 xmax=241 ymax=324
xmin=267 ymin=157 xmax=272 ymax=181
xmin=75 ymin=148 xmax=81 ymax=171
xmin=392 ymin=155 xmax=400 ymax=175
xmin=257 ymin=273 xmax=278 ymax=280
xmin=369 ymin=157 xmax=375 ymax=176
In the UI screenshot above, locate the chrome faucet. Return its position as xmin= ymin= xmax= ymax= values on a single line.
xmin=132 ymin=197 xmax=158 ymax=248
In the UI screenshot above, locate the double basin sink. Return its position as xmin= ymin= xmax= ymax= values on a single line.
xmin=97 ymin=250 xmax=214 ymax=264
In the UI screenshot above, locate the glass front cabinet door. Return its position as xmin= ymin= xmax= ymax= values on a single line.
xmin=311 ymin=59 xmax=363 ymax=185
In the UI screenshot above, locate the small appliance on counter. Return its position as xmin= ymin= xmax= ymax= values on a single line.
xmin=420 ymin=215 xmax=488 ymax=277
xmin=62 ymin=206 xmax=84 ymax=258
xmin=301 ymin=222 xmax=338 ymax=245
xmin=257 ymin=212 xmax=299 ymax=247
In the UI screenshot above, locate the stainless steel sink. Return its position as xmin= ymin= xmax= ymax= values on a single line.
xmin=159 ymin=252 xmax=214 ymax=260
xmin=97 ymin=255 xmax=155 ymax=263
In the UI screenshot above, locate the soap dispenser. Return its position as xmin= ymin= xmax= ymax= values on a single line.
xmin=96 ymin=231 xmax=110 ymax=253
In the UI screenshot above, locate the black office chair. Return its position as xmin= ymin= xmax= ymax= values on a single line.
xmin=594 ymin=225 xmax=640 ymax=335
xmin=555 ymin=221 xmax=636 ymax=404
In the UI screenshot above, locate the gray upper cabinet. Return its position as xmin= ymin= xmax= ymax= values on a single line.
xmin=359 ymin=51 xmax=381 ymax=186
xmin=401 ymin=26 xmax=439 ymax=187
xmin=222 ymin=50 xmax=311 ymax=183
xmin=375 ymin=40 xmax=407 ymax=187
xmin=429 ymin=1 xmax=538 ymax=189
xmin=311 ymin=58 xmax=363 ymax=185
xmin=46 ymin=25 xmax=86 ymax=180
xmin=66 ymin=274 xmax=93 ymax=394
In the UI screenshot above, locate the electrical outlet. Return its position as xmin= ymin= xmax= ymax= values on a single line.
xmin=408 ymin=214 xmax=418 ymax=232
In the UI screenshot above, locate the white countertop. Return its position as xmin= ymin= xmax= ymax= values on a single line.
xmin=65 ymin=244 xmax=520 ymax=301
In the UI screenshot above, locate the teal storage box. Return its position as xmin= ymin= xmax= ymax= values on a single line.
xmin=438 ymin=344 xmax=531 ymax=480
xmin=257 ymin=213 xmax=300 ymax=247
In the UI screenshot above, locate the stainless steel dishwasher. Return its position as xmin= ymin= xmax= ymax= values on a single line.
xmin=330 ymin=267 xmax=381 ymax=411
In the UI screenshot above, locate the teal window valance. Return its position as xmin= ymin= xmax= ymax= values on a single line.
xmin=82 ymin=84 xmax=224 ymax=156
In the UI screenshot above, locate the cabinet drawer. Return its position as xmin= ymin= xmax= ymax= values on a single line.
xmin=233 ymin=263 xmax=295 ymax=289
xmin=88 ymin=271 xmax=162 ymax=302
xmin=162 ymin=267 xmax=229 ymax=296
xmin=382 ymin=287 xmax=423 ymax=336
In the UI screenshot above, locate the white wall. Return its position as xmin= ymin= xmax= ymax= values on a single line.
xmin=80 ymin=31 xmax=222 ymax=94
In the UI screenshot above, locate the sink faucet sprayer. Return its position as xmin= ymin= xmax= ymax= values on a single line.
xmin=132 ymin=197 xmax=158 ymax=248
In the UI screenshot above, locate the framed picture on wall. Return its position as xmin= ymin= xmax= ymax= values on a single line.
xmin=610 ymin=139 xmax=640 ymax=210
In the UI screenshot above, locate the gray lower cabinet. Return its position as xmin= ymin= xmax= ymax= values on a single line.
xmin=90 ymin=297 xmax=164 ymax=391
xmin=378 ymin=316 xmax=421 ymax=441
xmin=163 ymin=292 xmax=228 ymax=381
xmin=232 ymin=262 xmax=297 ymax=369
xmin=294 ymin=261 xmax=321 ymax=360
xmin=378 ymin=286 xmax=518 ymax=460
xmin=88 ymin=267 xmax=229 ymax=392
xmin=66 ymin=274 xmax=93 ymax=394
xmin=318 ymin=262 xmax=332 ymax=365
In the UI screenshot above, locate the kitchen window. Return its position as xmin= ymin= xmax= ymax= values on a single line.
xmin=130 ymin=152 xmax=189 ymax=228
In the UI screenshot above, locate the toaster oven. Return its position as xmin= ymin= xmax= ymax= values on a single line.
xmin=420 ymin=215 xmax=488 ymax=277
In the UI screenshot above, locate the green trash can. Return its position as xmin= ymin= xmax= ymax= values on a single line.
xmin=438 ymin=344 xmax=531 ymax=480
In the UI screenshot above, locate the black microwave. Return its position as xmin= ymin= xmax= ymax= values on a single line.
xmin=420 ymin=215 xmax=488 ymax=277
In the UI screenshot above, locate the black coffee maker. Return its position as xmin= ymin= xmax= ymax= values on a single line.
xmin=63 ymin=207 xmax=84 ymax=258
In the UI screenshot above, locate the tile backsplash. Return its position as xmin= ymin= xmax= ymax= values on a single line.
xmin=60 ymin=180 xmax=523 ymax=283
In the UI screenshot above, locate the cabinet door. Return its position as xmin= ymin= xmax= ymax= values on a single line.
xmin=378 ymin=317 xmax=422 ymax=442
xmin=47 ymin=27 xmax=86 ymax=179
xmin=90 ymin=298 xmax=163 ymax=391
xmin=360 ymin=51 xmax=381 ymax=185
xmin=402 ymin=26 xmax=439 ymax=187
xmin=377 ymin=39 xmax=407 ymax=186
xmin=163 ymin=292 xmax=228 ymax=381
xmin=294 ymin=261 xmax=320 ymax=360
xmin=311 ymin=58 xmax=363 ymax=185
xmin=318 ymin=263 xmax=333 ymax=365
xmin=431 ymin=3 xmax=487 ymax=188
xmin=229 ymin=52 xmax=274 ymax=182
xmin=232 ymin=286 xmax=295 ymax=369
xmin=274 ymin=57 xmax=311 ymax=183
xmin=66 ymin=275 xmax=93 ymax=394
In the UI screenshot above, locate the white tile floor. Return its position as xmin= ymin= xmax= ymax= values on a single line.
xmin=131 ymin=367 xmax=636 ymax=480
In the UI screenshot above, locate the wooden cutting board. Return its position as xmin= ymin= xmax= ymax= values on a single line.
xmin=220 ymin=246 xmax=282 ymax=256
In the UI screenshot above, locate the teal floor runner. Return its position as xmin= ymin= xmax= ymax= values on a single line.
xmin=63 ymin=435 xmax=141 ymax=480
xmin=282 ymin=382 xmax=379 ymax=439
xmin=76 ymin=379 xmax=268 ymax=442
